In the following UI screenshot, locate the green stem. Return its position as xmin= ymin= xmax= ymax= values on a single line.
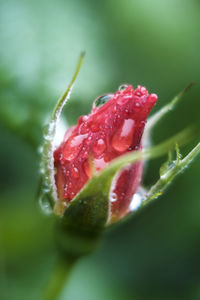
xmin=43 ymin=257 xmax=76 ymax=300
xmin=145 ymin=142 xmax=200 ymax=205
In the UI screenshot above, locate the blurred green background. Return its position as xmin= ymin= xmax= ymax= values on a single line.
xmin=0 ymin=0 xmax=200 ymax=299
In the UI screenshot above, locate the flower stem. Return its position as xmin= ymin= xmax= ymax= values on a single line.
xmin=43 ymin=256 xmax=76 ymax=300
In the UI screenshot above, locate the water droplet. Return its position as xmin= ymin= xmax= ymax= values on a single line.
xmin=134 ymin=102 xmax=141 ymax=109
xmin=70 ymin=134 xmax=88 ymax=147
xmin=110 ymin=192 xmax=118 ymax=202
xmin=135 ymin=91 xmax=142 ymax=96
xmin=63 ymin=133 xmax=88 ymax=160
xmin=149 ymin=93 xmax=158 ymax=103
xmin=40 ymin=167 xmax=45 ymax=175
xmin=92 ymin=138 xmax=106 ymax=155
xmin=43 ymin=123 xmax=55 ymax=141
xmin=111 ymin=119 xmax=135 ymax=152
xmin=160 ymin=161 xmax=175 ymax=179
xmin=129 ymin=188 xmax=146 ymax=211
xmin=140 ymin=87 xmax=148 ymax=94
xmin=78 ymin=115 xmax=88 ymax=124
xmin=81 ymin=150 xmax=88 ymax=159
xmin=38 ymin=193 xmax=52 ymax=215
xmin=129 ymin=193 xmax=142 ymax=211
xmin=72 ymin=167 xmax=79 ymax=178
xmin=93 ymin=94 xmax=113 ymax=108
xmin=37 ymin=146 xmax=43 ymax=154
xmin=118 ymin=84 xmax=128 ymax=91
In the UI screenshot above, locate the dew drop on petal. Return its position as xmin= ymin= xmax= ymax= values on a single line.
xmin=111 ymin=119 xmax=135 ymax=152
xmin=63 ymin=134 xmax=88 ymax=161
xmin=38 ymin=193 xmax=52 ymax=215
xmin=129 ymin=188 xmax=146 ymax=212
xmin=72 ymin=167 xmax=79 ymax=178
xmin=118 ymin=84 xmax=128 ymax=92
xmin=93 ymin=94 xmax=113 ymax=108
xmin=110 ymin=192 xmax=118 ymax=202
xmin=149 ymin=93 xmax=158 ymax=103
xmin=70 ymin=134 xmax=88 ymax=147
xmin=92 ymin=138 xmax=106 ymax=155
xmin=129 ymin=193 xmax=142 ymax=211
xmin=134 ymin=102 xmax=141 ymax=110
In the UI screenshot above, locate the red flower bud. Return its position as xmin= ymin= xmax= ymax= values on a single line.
xmin=54 ymin=84 xmax=157 ymax=222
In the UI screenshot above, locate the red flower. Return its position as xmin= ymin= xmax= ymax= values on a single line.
xmin=54 ymin=84 xmax=157 ymax=222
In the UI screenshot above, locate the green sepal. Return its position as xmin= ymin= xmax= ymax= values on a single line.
xmin=61 ymin=174 xmax=111 ymax=232
xmin=39 ymin=53 xmax=85 ymax=213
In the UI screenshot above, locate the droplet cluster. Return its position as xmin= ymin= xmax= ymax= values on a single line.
xmin=54 ymin=84 xmax=157 ymax=219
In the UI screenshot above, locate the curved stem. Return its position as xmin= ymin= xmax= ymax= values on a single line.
xmin=145 ymin=142 xmax=200 ymax=204
xmin=40 ymin=52 xmax=85 ymax=210
xmin=43 ymin=257 xmax=76 ymax=300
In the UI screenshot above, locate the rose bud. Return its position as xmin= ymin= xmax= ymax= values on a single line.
xmin=54 ymin=84 xmax=157 ymax=223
